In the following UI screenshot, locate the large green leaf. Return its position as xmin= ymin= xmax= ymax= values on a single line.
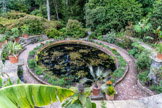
xmin=0 ymin=84 xmax=74 ymax=108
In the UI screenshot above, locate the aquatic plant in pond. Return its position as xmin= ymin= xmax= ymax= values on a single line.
xmin=37 ymin=44 xmax=116 ymax=87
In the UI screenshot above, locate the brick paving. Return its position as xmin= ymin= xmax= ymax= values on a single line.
xmin=95 ymin=40 xmax=149 ymax=100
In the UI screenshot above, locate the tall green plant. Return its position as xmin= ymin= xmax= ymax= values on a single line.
xmin=0 ymin=84 xmax=74 ymax=108
xmin=62 ymin=84 xmax=96 ymax=108
xmin=85 ymin=0 xmax=142 ymax=33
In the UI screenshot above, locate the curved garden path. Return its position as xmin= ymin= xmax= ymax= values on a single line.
xmin=94 ymin=40 xmax=149 ymax=100
xmin=20 ymin=39 xmax=149 ymax=100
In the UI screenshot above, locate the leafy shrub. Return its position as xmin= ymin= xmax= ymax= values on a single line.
xmin=136 ymin=51 xmax=151 ymax=71
xmin=85 ymin=0 xmax=142 ymax=33
xmin=29 ymin=50 xmax=37 ymax=57
xmin=113 ymin=68 xmax=124 ymax=78
xmin=104 ymin=30 xmax=116 ymax=43
xmin=138 ymin=70 xmax=149 ymax=84
xmin=46 ymin=28 xmax=63 ymax=39
xmin=66 ymin=19 xmax=86 ymax=38
xmin=150 ymin=0 xmax=162 ymax=30
xmin=106 ymin=86 xmax=116 ymax=96
xmin=34 ymin=66 xmax=43 ymax=75
xmin=4 ymin=11 xmax=27 ymax=19
xmin=28 ymin=59 xmax=37 ymax=68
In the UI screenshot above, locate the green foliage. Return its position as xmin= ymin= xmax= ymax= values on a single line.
xmin=62 ymin=86 xmax=96 ymax=108
xmin=0 ymin=35 xmax=6 ymax=43
xmin=66 ymin=19 xmax=86 ymax=38
xmin=11 ymin=27 xmax=20 ymax=38
xmin=104 ymin=30 xmax=116 ymax=43
xmin=0 ymin=84 xmax=74 ymax=108
xmin=29 ymin=50 xmax=37 ymax=57
xmin=128 ymin=41 xmax=145 ymax=58
xmin=113 ymin=68 xmax=124 ymax=78
xmin=101 ymin=101 xmax=107 ymax=108
xmin=138 ymin=70 xmax=149 ymax=84
xmin=110 ymin=78 xmax=115 ymax=83
xmin=106 ymin=86 xmax=116 ymax=96
xmin=133 ymin=18 xmax=152 ymax=38
xmin=21 ymin=24 xmax=29 ymax=34
xmin=156 ymin=43 xmax=162 ymax=54
xmin=3 ymin=41 xmax=22 ymax=56
xmin=85 ymin=0 xmax=142 ymax=33
xmin=46 ymin=28 xmax=63 ymax=39
xmin=34 ymin=66 xmax=43 ymax=75
xmin=150 ymin=0 xmax=162 ymax=30
xmin=28 ymin=59 xmax=37 ymax=68
xmin=136 ymin=51 xmax=151 ymax=71
xmin=136 ymin=0 xmax=155 ymax=16
xmin=4 ymin=11 xmax=27 ymax=19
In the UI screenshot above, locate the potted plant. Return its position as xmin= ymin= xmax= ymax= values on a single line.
xmin=80 ymin=65 xmax=109 ymax=96
xmin=0 ymin=36 xmax=7 ymax=48
xmin=11 ymin=28 xmax=20 ymax=42
xmin=21 ymin=25 xmax=29 ymax=38
xmin=4 ymin=41 xmax=22 ymax=64
xmin=105 ymin=86 xmax=116 ymax=100
xmin=156 ymin=43 xmax=162 ymax=60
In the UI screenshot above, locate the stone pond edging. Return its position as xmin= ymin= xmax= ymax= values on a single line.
xmin=27 ymin=40 xmax=123 ymax=86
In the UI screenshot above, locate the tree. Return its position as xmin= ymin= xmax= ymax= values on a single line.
xmin=46 ymin=0 xmax=50 ymax=21
xmin=85 ymin=0 xmax=142 ymax=34
xmin=0 ymin=84 xmax=74 ymax=107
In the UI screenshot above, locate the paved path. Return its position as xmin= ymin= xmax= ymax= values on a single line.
xmin=19 ymin=43 xmax=41 ymax=84
xmin=95 ymin=40 xmax=149 ymax=100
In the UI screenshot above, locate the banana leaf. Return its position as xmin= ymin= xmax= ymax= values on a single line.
xmin=0 ymin=84 xmax=74 ymax=108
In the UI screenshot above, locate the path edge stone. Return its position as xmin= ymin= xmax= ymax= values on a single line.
xmin=137 ymin=79 xmax=155 ymax=96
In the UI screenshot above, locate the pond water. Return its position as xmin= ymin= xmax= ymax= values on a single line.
xmin=38 ymin=44 xmax=116 ymax=86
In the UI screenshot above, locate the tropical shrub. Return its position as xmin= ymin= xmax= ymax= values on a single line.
xmin=150 ymin=0 xmax=162 ymax=30
xmin=104 ymin=30 xmax=116 ymax=43
xmin=85 ymin=0 xmax=142 ymax=33
xmin=106 ymin=86 xmax=116 ymax=96
xmin=34 ymin=66 xmax=43 ymax=75
xmin=4 ymin=11 xmax=27 ymax=19
xmin=46 ymin=28 xmax=63 ymax=39
xmin=136 ymin=0 xmax=155 ymax=16
xmin=62 ymin=85 xmax=96 ymax=108
xmin=11 ymin=27 xmax=20 ymax=38
xmin=136 ymin=51 xmax=151 ymax=71
xmin=66 ymin=19 xmax=86 ymax=38
xmin=28 ymin=59 xmax=37 ymax=68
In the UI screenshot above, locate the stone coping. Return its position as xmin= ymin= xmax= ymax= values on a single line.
xmin=27 ymin=40 xmax=121 ymax=85
xmin=137 ymin=79 xmax=155 ymax=96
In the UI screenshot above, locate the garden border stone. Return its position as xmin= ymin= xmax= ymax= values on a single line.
xmin=137 ymin=79 xmax=155 ymax=96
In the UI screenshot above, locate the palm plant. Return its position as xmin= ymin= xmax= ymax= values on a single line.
xmin=0 ymin=84 xmax=74 ymax=108
xmin=4 ymin=41 xmax=22 ymax=56
xmin=62 ymin=84 xmax=96 ymax=108
xmin=80 ymin=65 xmax=110 ymax=85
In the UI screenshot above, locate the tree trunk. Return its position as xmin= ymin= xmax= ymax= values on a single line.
xmin=46 ymin=0 xmax=50 ymax=21
xmin=52 ymin=0 xmax=59 ymax=20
